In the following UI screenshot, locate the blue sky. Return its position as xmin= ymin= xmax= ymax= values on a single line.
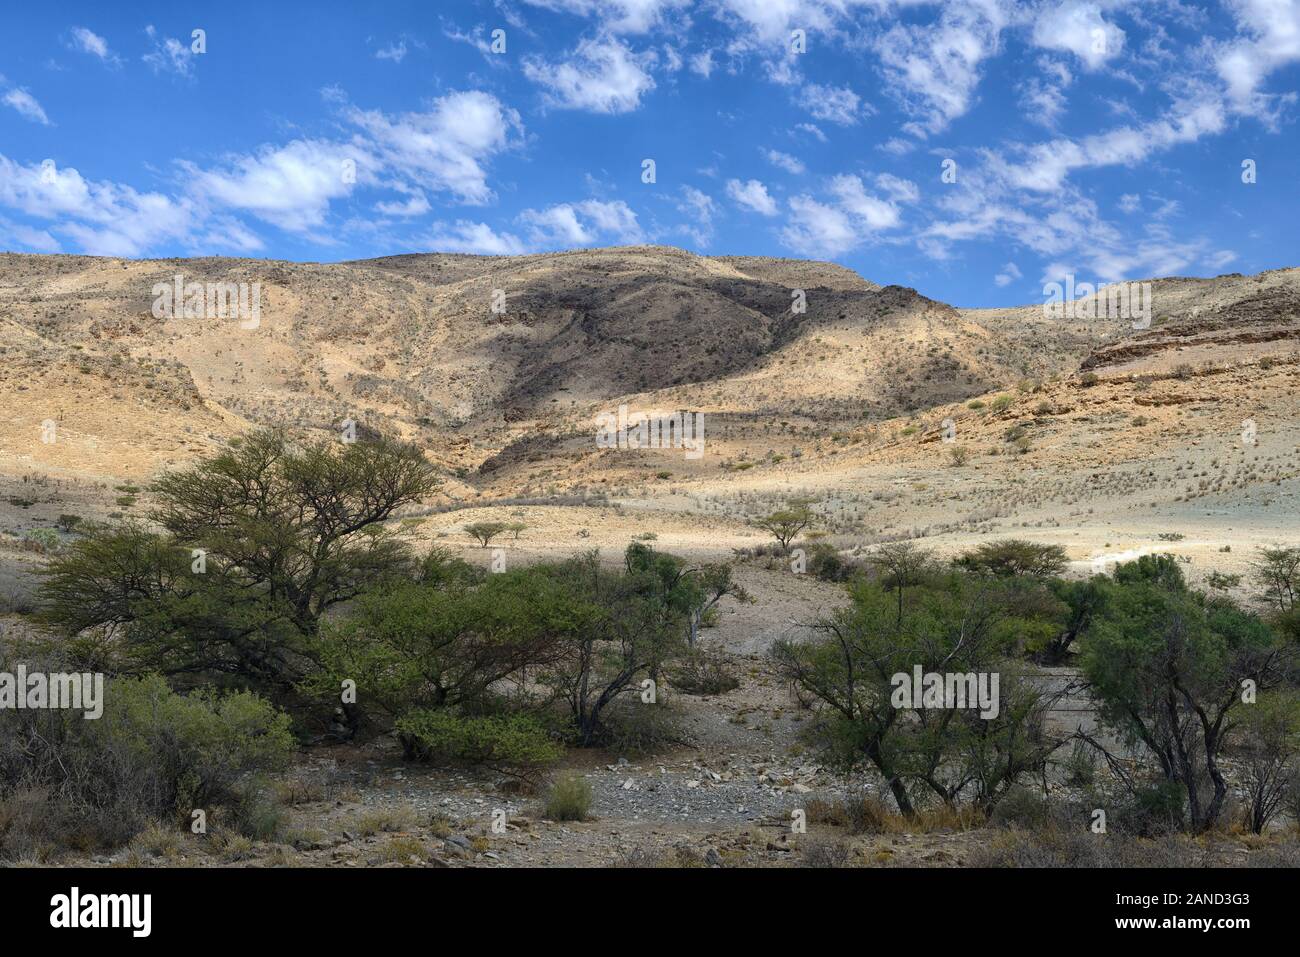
xmin=0 ymin=0 xmax=1297 ymax=306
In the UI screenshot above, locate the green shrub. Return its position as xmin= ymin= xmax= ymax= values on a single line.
xmin=0 ymin=671 xmax=293 ymax=857
xmin=56 ymin=514 xmax=83 ymax=533
xmin=22 ymin=529 xmax=61 ymax=554
xmin=598 ymin=700 xmax=688 ymax=757
xmin=395 ymin=709 xmax=562 ymax=785
xmin=544 ymin=774 xmax=592 ymax=822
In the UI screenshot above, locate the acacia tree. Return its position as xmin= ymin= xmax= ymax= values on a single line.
xmin=754 ymin=501 xmax=814 ymax=553
xmin=1236 ymin=692 xmax=1300 ymax=834
xmin=38 ymin=429 xmax=438 ymax=687
xmin=955 ymin=539 xmax=1068 ymax=579
xmin=773 ymin=572 xmax=1052 ymax=816
xmin=1251 ymin=545 xmax=1300 ymax=613
xmin=624 ymin=542 xmax=749 ymax=647
xmin=465 ymin=521 xmax=510 ymax=548
xmin=1081 ymin=555 xmax=1292 ymax=833
xmin=540 ymin=549 xmax=690 ymax=746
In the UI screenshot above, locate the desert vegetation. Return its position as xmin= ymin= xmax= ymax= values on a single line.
xmin=3 ymin=431 xmax=1300 ymax=868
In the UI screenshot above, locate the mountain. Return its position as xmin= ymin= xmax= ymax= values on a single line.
xmin=2 ymin=246 xmax=1298 ymax=598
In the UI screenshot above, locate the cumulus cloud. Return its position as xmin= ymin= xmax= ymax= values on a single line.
xmin=828 ymin=174 xmax=901 ymax=231
xmin=521 ymin=0 xmax=690 ymax=34
xmin=794 ymin=122 xmax=827 ymax=143
xmin=1215 ymin=0 xmax=1300 ymax=121
xmin=725 ymin=178 xmax=778 ymax=215
xmin=344 ymin=91 xmax=522 ymax=205
xmin=375 ymin=40 xmax=408 ymax=63
xmin=800 ymin=83 xmax=864 ymax=125
xmin=988 ymin=95 xmax=1227 ymax=194
xmin=422 ymin=220 xmax=528 ymax=254
xmin=519 ymin=199 xmax=644 ymax=246
xmin=775 ymin=168 xmax=912 ymax=258
xmin=1030 ymin=1 xmax=1126 ymax=70
xmin=780 ymin=195 xmax=857 ymax=257
xmin=675 ymin=185 xmax=717 ymax=246
xmin=185 ymin=140 xmax=366 ymax=235
xmin=765 ymin=149 xmax=806 ymax=174
xmin=523 ymin=36 xmax=656 ymax=113
xmin=875 ymin=0 xmax=1006 ymax=137
xmin=0 ymin=153 xmax=197 ymax=256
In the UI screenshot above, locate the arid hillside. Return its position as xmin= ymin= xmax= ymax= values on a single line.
xmin=1 ymin=246 xmax=1299 ymax=605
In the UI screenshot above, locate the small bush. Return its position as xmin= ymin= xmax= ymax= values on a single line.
xmin=355 ymin=806 xmax=418 ymax=836
xmin=373 ymin=835 xmax=427 ymax=864
xmin=801 ymin=838 xmax=852 ymax=868
xmin=0 ymin=671 xmax=293 ymax=858
xmin=988 ymin=786 xmax=1054 ymax=829
xmin=395 ymin=710 xmax=562 ymax=785
xmin=667 ymin=651 xmax=740 ymax=696
xmin=229 ymin=778 xmax=287 ymax=841
xmin=598 ymin=701 xmax=688 ymax=757
xmin=544 ymin=774 xmax=592 ymax=822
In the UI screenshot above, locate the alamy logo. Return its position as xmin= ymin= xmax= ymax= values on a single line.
xmin=0 ymin=666 xmax=104 ymax=719
xmin=890 ymin=666 xmax=1000 ymax=719
xmin=595 ymin=404 xmax=705 ymax=459
xmin=152 ymin=274 xmax=261 ymax=329
xmin=50 ymin=887 xmax=151 ymax=937
xmin=1042 ymin=274 xmax=1151 ymax=329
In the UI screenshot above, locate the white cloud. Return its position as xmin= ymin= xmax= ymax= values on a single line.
xmin=800 ymin=83 xmax=863 ymax=125
xmin=725 ymin=178 xmax=779 ymax=215
xmin=715 ymin=0 xmax=840 ymax=44
xmin=3 ymin=88 xmax=50 ymax=125
xmin=422 ymin=220 xmax=528 ymax=254
xmin=780 ymin=194 xmax=856 ymax=257
xmin=521 ymin=0 xmax=690 ymax=34
xmin=690 ymin=50 xmax=716 ymax=77
xmin=70 ymin=27 xmax=118 ymax=64
xmin=375 ymin=40 xmax=408 ymax=63
xmin=523 ymin=36 xmax=656 ymax=113
xmin=519 ymin=199 xmax=644 ymax=246
xmin=1216 ymin=0 xmax=1300 ymax=120
xmin=0 ymin=153 xmax=196 ymax=257
xmin=993 ymin=261 xmax=1021 ymax=287
xmin=143 ymin=26 xmax=196 ymax=76
xmin=1019 ymin=76 xmax=1069 ymax=128
xmin=344 ymin=91 xmax=522 ymax=205
xmin=1205 ymin=249 xmax=1238 ymax=270
xmin=186 ymin=139 xmax=365 ymax=234
xmin=874 ymin=172 xmax=919 ymax=203
xmin=794 ymin=122 xmax=827 ymax=142
xmin=0 ymin=215 xmax=60 ymax=252
xmin=766 ymin=149 xmax=806 ymax=174
xmin=829 ymin=174 xmax=901 ymax=230
xmin=374 ymin=192 xmax=431 ymax=217
xmin=988 ymin=94 xmax=1227 ymax=193
xmin=675 ymin=185 xmax=717 ymax=246
xmin=875 ymin=0 xmax=1006 ymax=136
xmin=1031 ymin=2 xmax=1126 ymax=70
